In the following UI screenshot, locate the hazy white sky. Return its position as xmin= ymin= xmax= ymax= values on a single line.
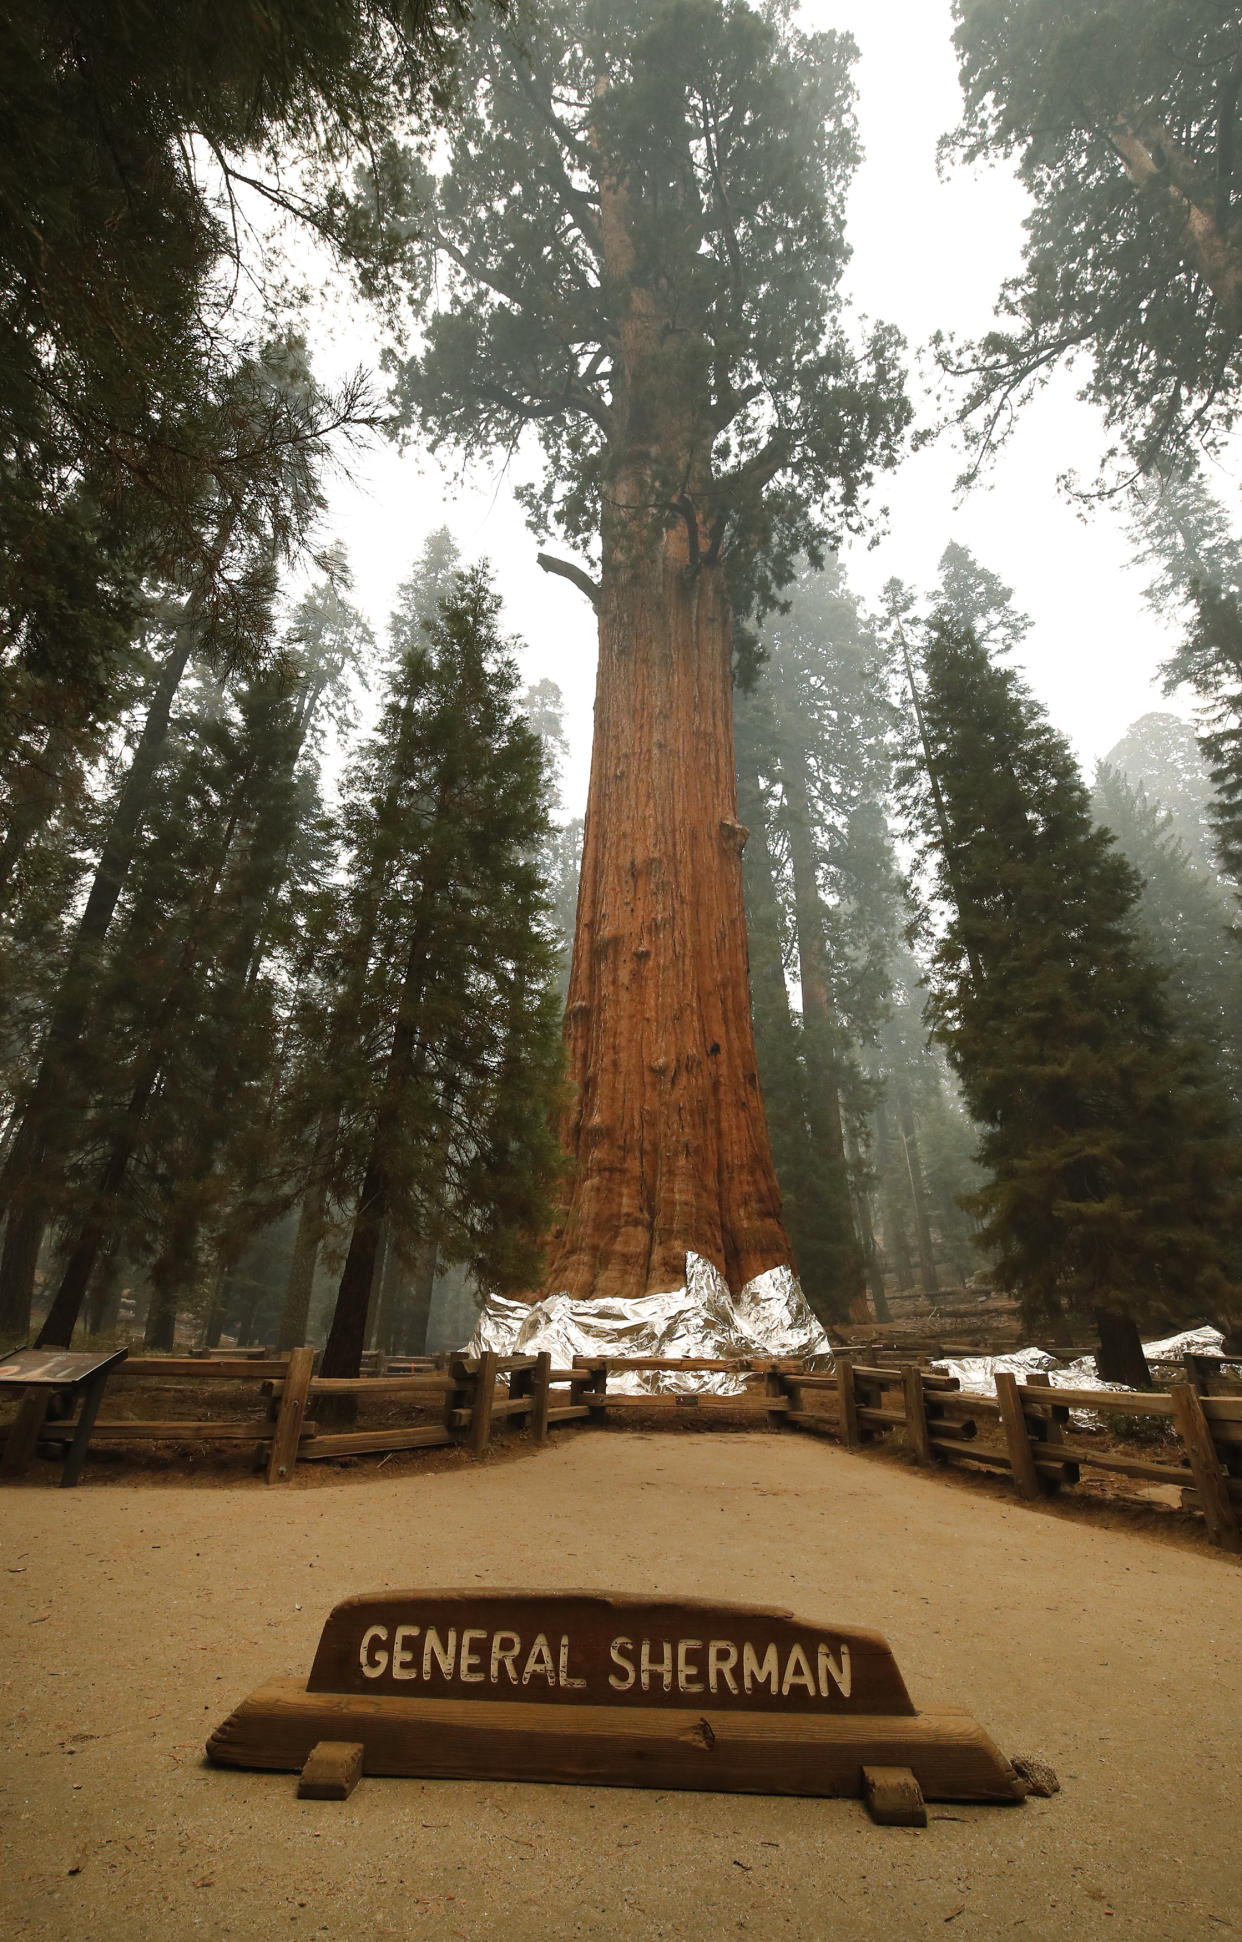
xmin=314 ymin=0 xmax=1228 ymax=815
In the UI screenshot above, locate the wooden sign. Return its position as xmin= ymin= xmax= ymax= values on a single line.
xmin=208 ymin=1591 xmax=1025 ymax=1810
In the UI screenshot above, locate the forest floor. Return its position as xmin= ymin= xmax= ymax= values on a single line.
xmin=1 ymin=1430 xmax=1239 ymax=1941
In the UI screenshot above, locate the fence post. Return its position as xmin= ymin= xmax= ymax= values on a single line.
xmin=1171 ymin=1382 xmax=1241 ymax=1553
xmin=836 ymin=1354 xmax=860 ymax=1449
xmin=1023 ymin=1369 xmax=1077 ymax=1489
xmin=266 ymin=1347 xmax=315 ymax=1486
xmin=995 ymin=1371 xmax=1043 ymax=1502
xmin=764 ymin=1365 xmax=786 ymax=1431
xmin=507 ymin=1362 xmax=533 ymax=1435
xmin=469 ymin=1350 xmax=499 ymax=1458
xmin=530 ymin=1351 xmax=552 ymax=1444
xmin=576 ymin=1356 xmax=609 ymax=1422
xmin=901 ymin=1364 xmax=931 ymax=1466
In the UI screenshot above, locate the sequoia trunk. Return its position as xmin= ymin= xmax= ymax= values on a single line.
xmin=545 ymin=500 xmax=790 ymax=1299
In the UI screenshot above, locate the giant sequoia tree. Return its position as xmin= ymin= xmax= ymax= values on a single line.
xmin=384 ymin=0 xmax=908 ymax=1300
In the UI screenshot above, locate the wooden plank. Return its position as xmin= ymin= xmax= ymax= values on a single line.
xmin=469 ymin=1350 xmax=499 ymax=1457
xmin=578 ymin=1356 xmax=755 ymax=1372
xmin=848 ymin=1367 xmax=961 ymax=1391
xmin=1014 ymin=1385 xmax=1174 ymax=1417
xmin=995 ymin=1373 xmax=1044 ymax=1501
xmin=855 ymin=1405 xmax=905 ymax=1430
xmin=122 ymin=1358 xmax=289 ymax=1379
xmin=546 ymin=1406 xmax=590 ymax=1425
xmin=1170 ymin=1382 xmax=1241 ymax=1552
xmin=862 ymin=1765 xmax=927 ymax=1827
xmin=571 ymin=1393 xmax=790 ymax=1414
xmin=928 ymin=1439 xmax=1012 ymax=1471
xmin=1201 ymin=1397 xmax=1242 ymax=1423
xmin=298 ymin=1740 xmax=363 ymax=1801
xmin=926 ymin=1392 xmax=1003 ymax=1422
xmin=901 ymin=1365 xmax=932 ymax=1465
xmin=61 ymin=1419 xmax=316 ymax=1442
xmin=836 ymin=1355 xmax=861 ymax=1449
xmin=1069 ymin=1449 xmax=1190 ymax=1484
xmin=300 ymin=1426 xmax=454 ymax=1459
xmin=547 ymin=1369 xmax=598 ymax=1386
xmin=294 ymin=1376 xmax=453 ymax=1401
xmin=267 ymin=1345 xmax=315 ymax=1486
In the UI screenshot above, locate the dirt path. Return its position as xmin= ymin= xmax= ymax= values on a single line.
xmin=1 ymin=1431 xmax=1238 ymax=1941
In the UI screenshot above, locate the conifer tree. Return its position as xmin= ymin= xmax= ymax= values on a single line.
xmin=308 ymin=563 xmax=564 ymax=1381
xmin=1127 ymin=464 xmax=1242 ymax=894
xmin=1093 ymin=761 xmax=1242 ymax=1125
xmin=1103 ymin=712 xmax=1218 ymax=874
xmin=910 ymin=613 xmax=1238 ymax=1335
xmin=33 ymin=556 xmax=366 ymax=1349
xmin=0 ymin=340 xmax=352 ymax=1340
xmin=942 ymin=2 xmax=1242 ymax=481
xmin=373 ymin=0 xmax=909 ymax=1300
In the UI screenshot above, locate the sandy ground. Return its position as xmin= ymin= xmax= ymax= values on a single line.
xmin=1 ymin=1430 xmax=1240 ymax=1942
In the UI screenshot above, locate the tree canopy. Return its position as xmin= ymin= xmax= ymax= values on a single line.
xmin=943 ymin=1 xmax=1242 ymax=480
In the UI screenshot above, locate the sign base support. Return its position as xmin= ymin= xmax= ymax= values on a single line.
xmin=209 ymin=1680 xmax=1024 ymax=1804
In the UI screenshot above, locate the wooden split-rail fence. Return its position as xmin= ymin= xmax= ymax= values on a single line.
xmin=3 ymin=1346 xmax=1239 ymax=1551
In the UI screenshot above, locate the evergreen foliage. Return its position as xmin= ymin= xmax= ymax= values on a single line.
xmin=1127 ymin=464 xmax=1242 ymax=892
xmin=1104 ymin=712 xmax=1219 ymax=873
xmin=942 ymin=1 xmax=1242 ymax=480
xmin=1092 ymin=760 xmax=1242 ymax=1125
xmin=379 ymin=0 xmax=910 ymax=606
xmin=299 ymin=555 xmax=565 ymax=1379
xmin=909 ymin=608 xmax=1239 ymax=1334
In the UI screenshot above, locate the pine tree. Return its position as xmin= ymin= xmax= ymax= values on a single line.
xmin=1103 ymin=712 xmax=1218 ymax=874
xmin=32 ymin=554 xmax=365 ymax=1349
xmin=310 ymin=563 xmax=565 ymax=1381
xmin=1127 ymin=464 xmax=1242 ymax=894
xmin=1093 ymin=760 xmax=1242 ymax=1124
xmin=942 ymin=2 xmax=1242 ymax=482
xmin=0 ymin=341 xmax=348 ymax=1339
xmin=911 ymin=612 xmax=1239 ymax=1335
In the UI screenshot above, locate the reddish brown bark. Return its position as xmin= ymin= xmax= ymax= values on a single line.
xmin=543 ymin=164 xmax=792 ymax=1302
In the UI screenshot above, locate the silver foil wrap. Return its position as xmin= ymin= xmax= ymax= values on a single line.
xmin=466 ymin=1253 xmax=832 ymax=1394
xmin=931 ymin=1326 xmax=1235 ymax=1426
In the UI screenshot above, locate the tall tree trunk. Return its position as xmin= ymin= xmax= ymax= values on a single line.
xmin=402 ymin=1237 xmax=437 ymax=1357
xmin=778 ymin=737 xmax=865 ymax=1309
xmin=546 ymin=165 xmax=790 ymax=1300
xmin=84 ymin=1243 xmax=124 ymax=1338
xmin=277 ymin=1112 xmax=337 ymax=1350
xmin=35 ymin=791 xmax=246 ymax=1348
xmin=0 ymin=625 xmax=196 ymax=1336
xmin=895 ymin=1077 xmax=940 ymax=1301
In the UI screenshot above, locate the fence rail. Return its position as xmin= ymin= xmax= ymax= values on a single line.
xmin=2 ymin=1345 xmax=1238 ymax=1549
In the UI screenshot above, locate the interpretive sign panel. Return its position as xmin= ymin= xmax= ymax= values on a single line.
xmin=0 ymin=1347 xmax=128 ymax=1388
xmin=209 ymin=1589 xmax=1026 ymax=1807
